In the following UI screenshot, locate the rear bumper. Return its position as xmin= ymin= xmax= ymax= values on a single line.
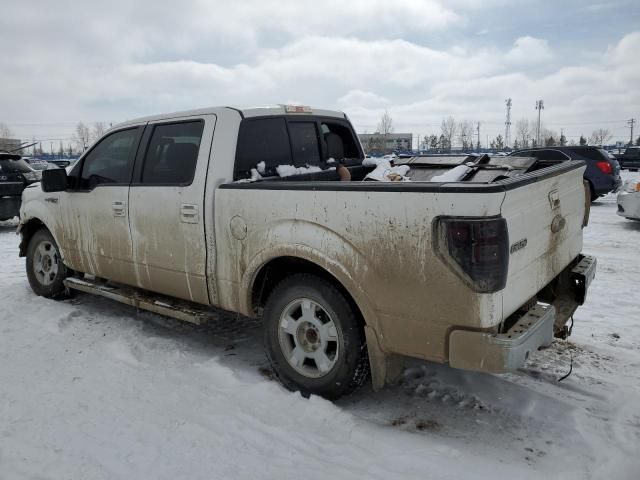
xmin=448 ymin=254 xmax=596 ymax=373
xmin=594 ymin=176 xmax=622 ymax=196
xmin=449 ymin=304 xmax=555 ymax=373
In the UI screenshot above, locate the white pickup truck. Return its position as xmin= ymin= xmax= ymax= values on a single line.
xmin=18 ymin=105 xmax=596 ymax=399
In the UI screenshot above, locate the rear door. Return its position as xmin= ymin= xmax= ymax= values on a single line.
xmin=128 ymin=115 xmax=215 ymax=304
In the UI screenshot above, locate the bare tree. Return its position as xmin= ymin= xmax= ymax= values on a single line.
xmin=589 ymin=128 xmax=613 ymax=146
xmin=376 ymin=110 xmax=394 ymax=135
xmin=515 ymin=119 xmax=531 ymax=149
xmin=440 ymin=116 xmax=457 ymax=151
xmin=0 ymin=122 xmax=14 ymax=138
xmin=457 ymin=120 xmax=474 ymax=150
xmin=91 ymin=121 xmax=107 ymax=142
xmin=75 ymin=122 xmax=91 ymax=151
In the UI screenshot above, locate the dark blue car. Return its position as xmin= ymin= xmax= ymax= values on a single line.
xmin=510 ymin=146 xmax=622 ymax=201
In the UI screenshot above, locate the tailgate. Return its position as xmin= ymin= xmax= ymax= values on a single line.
xmin=500 ymin=163 xmax=587 ymax=319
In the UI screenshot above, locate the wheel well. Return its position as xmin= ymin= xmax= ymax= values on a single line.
xmin=251 ymin=256 xmax=364 ymax=324
xmin=18 ymin=218 xmax=45 ymax=257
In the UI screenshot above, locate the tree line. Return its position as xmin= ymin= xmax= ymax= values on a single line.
xmin=364 ymin=112 xmax=635 ymax=153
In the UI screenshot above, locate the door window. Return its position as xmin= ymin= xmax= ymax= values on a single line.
xmin=79 ymin=128 xmax=138 ymax=189
xmin=141 ymin=121 xmax=204 ymax=185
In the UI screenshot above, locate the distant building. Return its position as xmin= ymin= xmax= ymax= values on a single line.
xmin=358 ymin=133 xmax=413 ymax=154
xmin=0 ymin=138 xmax=21 ymax=153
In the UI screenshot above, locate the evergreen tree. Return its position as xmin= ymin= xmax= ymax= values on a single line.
xmin=559 ymin=133 xmax=567 ymax=146
xmin=579 ymin=135 xmax=587 ymax=146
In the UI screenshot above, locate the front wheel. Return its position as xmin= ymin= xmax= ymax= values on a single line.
xmin=263 ymin=274 xmax=369 ymax=399
xmin=26 ymin=228 xmax=69 ymax=298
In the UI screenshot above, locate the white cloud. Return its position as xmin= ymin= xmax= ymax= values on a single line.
xmin=0 ymin=1 xmax=638 ymax=146
xmin=505 ymin=36 xmax=553 ymax=64
xmin=337 ymin=90 xmax=391 ymax=108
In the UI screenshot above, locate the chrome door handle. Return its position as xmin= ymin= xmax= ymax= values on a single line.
xmin=180 ymin=204 xmax=199 ymax=223
xmin=112 ymin=201 xmax=126 ymax=217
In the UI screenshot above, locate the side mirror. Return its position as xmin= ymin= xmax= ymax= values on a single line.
xmin=42 ymin=168 xmax=68 ymax=192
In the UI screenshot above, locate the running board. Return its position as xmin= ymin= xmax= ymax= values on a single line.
xmin=63 ymin=277 xmax=213 ymax=325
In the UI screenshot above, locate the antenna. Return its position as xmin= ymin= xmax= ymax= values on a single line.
xmin=535 ymin=100 xmax=544 ymax=146
xmin=628 ymin=118 xmax=636 ymax=146
xmin=505 ymin=98 xmax=512 ymax=148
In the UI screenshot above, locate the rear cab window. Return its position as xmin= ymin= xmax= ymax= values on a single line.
xmin=233 ymin=115 xmax=363 ymax=180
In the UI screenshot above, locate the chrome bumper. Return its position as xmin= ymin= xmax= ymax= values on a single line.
xmin=448 ymin=303 xmax=555 ymax=373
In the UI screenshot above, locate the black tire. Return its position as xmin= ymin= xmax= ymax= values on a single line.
xmin=263 ymin=274 xmax=369 ymax=399
xmin=26 ymin=228 xmax=69 ymax=298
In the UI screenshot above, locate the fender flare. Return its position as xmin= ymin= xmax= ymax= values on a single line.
xmin=240 ymin=242 xmax=381 ymax=334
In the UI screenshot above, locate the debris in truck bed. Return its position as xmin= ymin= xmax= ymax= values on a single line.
xmin=363 ymin=157 xmax=411 ymax=182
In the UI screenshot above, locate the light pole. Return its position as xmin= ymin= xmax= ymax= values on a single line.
xmin=535 ymin=100 xmax=544 ymax=146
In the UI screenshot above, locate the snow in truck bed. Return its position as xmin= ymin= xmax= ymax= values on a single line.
xmin=0 ymin=172 xmax=639 ymax=479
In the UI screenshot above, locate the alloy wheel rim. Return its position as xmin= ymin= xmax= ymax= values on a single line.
xmin=33 ymin=240 xmax=59 ymax=286
xmin=277 ymin=298 xmax=340 ymax=378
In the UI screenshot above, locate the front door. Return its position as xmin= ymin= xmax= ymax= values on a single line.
xmin=59 ymin=126 xmax=143 ymax=283
xmin=127 ymin=116 xmax=215 ymax=304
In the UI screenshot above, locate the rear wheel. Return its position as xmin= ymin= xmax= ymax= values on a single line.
xmin=26 ymin=228 xmax=69 ymax=298
xmin=263 ymin=274 xmax=369 ymax=399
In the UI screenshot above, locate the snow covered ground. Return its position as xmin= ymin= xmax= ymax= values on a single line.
xmin=1 ymin=172 xmax=639 ymax=479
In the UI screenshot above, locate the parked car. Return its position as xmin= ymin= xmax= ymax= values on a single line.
xmin=0 ymin=153 xmax=41 ymax=221
xmin=509 ymin=146 xmax=622 ymax=201
xmin=616 ymin=146 xmax=640 ymax=171
xmin=25 ymin=158 xmax=60 ymax=171
xmin=617 ymin=180 xmax=640 ymax=220
xmin=18 ymin=105 xmax=595 ymax=399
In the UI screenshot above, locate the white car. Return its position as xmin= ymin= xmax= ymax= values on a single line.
xmin=617 ymin=180 xmax=640 ymax=220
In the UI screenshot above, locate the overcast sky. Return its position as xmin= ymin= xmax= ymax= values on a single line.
xmin=1 ymin=0 xmax=639 ymax=148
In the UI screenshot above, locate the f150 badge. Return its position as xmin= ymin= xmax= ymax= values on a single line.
xmin=510 ymin=238 xmax=528 ymax=254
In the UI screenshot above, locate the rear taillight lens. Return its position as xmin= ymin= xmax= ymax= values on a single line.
xmin=435 ymin=217 xmax=509 ymax=293
xmin=595 ymin=161 xmax=612 ymax=175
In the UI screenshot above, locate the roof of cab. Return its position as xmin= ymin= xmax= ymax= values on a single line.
xmin=116 ymin=105 xmax=346 ymax=128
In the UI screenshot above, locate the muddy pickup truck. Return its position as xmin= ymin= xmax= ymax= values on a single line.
xmin=18 ymin=105 xmax=596 ymax=399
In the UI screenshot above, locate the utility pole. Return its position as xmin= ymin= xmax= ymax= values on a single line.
xmin=476 ymin=122 xmax=481 ymax=151
xmin=628 ymin=118 xmax=636 ymax=146
xmin=535 ymin=100 xmax=544 ymax=146
xmin=505 ymin=98 xmax=512 ymax=148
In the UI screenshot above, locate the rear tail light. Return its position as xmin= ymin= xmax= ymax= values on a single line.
xmin=435 ymin=217 xmax=509 ymax=293
xmin=595 ymin=161 xmax=612 ymax=175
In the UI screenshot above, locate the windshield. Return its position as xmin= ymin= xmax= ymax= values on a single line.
xmin=0 ymin=159 xmax=33 ymax=173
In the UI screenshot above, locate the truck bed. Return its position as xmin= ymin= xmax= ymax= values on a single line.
xmin=217 ymin=160 xmax=587 ymax=362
